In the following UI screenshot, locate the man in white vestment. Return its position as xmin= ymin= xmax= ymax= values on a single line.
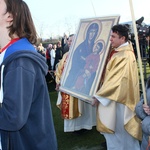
xmin=55 ymin=34 xmax=96 ymax=132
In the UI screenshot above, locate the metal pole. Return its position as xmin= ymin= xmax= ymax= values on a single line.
xmin=90 ymin=0 xmax=96 ymax=16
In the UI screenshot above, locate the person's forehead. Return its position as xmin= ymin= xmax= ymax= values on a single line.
xmin=69 ymin=36 xmax=73 ymax=40
xmin=111 ymin=32 xmax=119 ymax=36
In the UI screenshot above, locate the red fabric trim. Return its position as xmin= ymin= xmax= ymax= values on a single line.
xmin=0 ymin=38 xmax=20 ymax=53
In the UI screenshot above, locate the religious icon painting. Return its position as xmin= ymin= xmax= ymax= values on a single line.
xmin=59 ymin=16 xmax=120 ymax=103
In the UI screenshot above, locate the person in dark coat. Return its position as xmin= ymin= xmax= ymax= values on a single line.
xmin=53 ymin=41 xmax=62 ymax=70
xmin=0 ymin=0 xmax=57 ymax=149
xmin=46 ymin=43 xmax=53 ymax=70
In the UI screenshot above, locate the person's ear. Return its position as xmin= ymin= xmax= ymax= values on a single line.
xmin=6 ymin=13 xmax=13 ymax=22
xmin=121 ymin=36 xmax=125 ymax=41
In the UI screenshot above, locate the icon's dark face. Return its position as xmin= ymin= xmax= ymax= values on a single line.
xmin=86 ymin=23 xmax=99 ymax=41
xmin=93 ymin=42 xmax=103 ymax=53
xmin=88 ymin=28 xmax=97 ymax=41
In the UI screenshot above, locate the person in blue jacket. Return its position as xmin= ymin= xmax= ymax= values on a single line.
xmin=0 ymin=0 xmax=57 ymax=150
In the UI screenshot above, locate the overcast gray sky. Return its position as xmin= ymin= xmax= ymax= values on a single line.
xmin=24 ymin=0 xmax=150 ymax=38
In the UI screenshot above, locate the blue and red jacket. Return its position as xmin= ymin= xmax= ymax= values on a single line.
xmin=0 ymin=38 xmax=57 ymax=150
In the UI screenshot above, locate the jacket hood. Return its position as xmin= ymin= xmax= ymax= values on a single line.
xmin=1 ymin=50 xmax=48 ymax=75
xmin=0 ymin=51 xmax=48 ymax=105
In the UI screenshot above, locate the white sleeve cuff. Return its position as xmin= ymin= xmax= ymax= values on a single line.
xmin=94 ymin=94 xmax=111 ymax=106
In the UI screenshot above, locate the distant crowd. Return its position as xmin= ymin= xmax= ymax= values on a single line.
xmin=35 ymin=33 xmax=69 ymax=72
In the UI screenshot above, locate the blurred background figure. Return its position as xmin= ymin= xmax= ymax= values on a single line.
xmin=46 ymin=43 xmax=53 ymax=70
xmin=51 ymin=44 xmax=56 ymax=70
xmin=37 ymin=43 xmax=45 ymax=57
xmin=53 ymin=41 xmax=62 ymax=71
xmin=62 ymin=33 xmax=69 ymax=56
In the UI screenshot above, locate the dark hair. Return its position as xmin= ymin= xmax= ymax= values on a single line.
xmin=57 ymin=41 xmax=61 ymax=45
xmin=5 ymin=0 xmax=37 ymax=44
xmin=111 ymin=24 xmax=129 ymax=42
xmin=69 ymin=34 xmax=74 ymax=38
